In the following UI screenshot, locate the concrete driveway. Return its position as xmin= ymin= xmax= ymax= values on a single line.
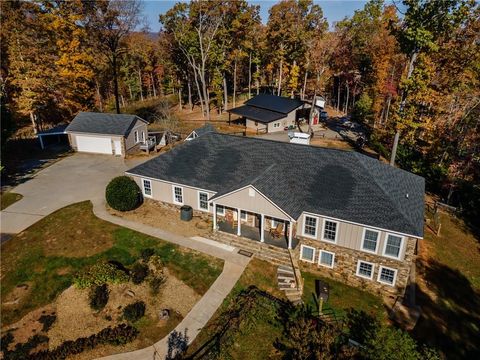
xmin=0 ymin=153 xmax=147 ymax=237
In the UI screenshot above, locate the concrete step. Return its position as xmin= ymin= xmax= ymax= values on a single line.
xmin=278 ymin=265 xmax=294 ymax=273
xmin=277 ymin=274 xmax=295 ymax=281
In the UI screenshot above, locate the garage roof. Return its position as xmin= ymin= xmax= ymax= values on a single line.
xmin=66 ymin=112 xmax=147 ymax=136
xmin=228 ymin=105 xmax=286 ymax=123
xmin=245 ymin=94 xmax=304 ymax=114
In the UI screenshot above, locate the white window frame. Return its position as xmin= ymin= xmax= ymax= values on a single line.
xmin=321 ymin=218 xmax=339 ymax=243
xmin=141 ymin=131 xmax=145 ymax=143
xmin=318 ymin=250 xmax=335 ymax=268
xmin=300 ymin=244 xmax=316 ymax=263
xmin=361 ymin=228 xmax=380 ymax=254
xmin=382 ymin=233 xmax=404 ymax=260
xmin=198 ymin=191 xmax=209 ymax=212
xmin=142 ymin=179 xmax=152 ymax=198
xmin=240 ymin=210 xmax=247 ymax=220
xmin=271 ymin=218 xmax=283 ymax=228
xmin=356 ymin=260 xmax=375 ymax=280
xmin=302 ymin=215 xmax=318 ymax=239
xmin=216 ymin=205 xmax=225 ymax=216
xmin=377 ymin=266 xmax=398 ymax=286
xmin=172 ymin=185 xmax=184 ymax=205
xmin=134 ymin=130 xmax=139 ymax=143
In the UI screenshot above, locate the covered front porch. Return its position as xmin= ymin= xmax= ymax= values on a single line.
xmin=212 ymin=204 xmax=298 ymax=250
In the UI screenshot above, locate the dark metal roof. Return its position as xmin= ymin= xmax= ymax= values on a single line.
xmin=127 ymin=133 xmax=425 ymax=237
xmin=228 ymin=105 xmax=286 ymax=123
xmin=245 ymin=94 xmax=304 ymax=114
xmin=66 ymin=112 xmax=147 ymax=136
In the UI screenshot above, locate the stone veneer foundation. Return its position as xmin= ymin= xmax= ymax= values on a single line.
xmin=295 ymin=236 xmax=417 ymax=298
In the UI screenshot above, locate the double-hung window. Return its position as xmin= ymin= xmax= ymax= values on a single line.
xmin=356 ymin=260 xmax=374 ymax=280
xmin=142 ymin=179 xmax=152 ymax=197
xmin=198 ymin=192 xmax=208 ymax=211
xmin=134 ymin=130 xmax=139 ymax=143
xmin=319 ymin=250 xmax=335 ymax=268
xmin=377 ymin=266 xmax=397 ymax=286
xmin=384 ymin=234 xmax=403 ymax=259
xmin=300 ymin=245 xmax=315 ymax=263
xmin=322 ymin=219 xmax=338 ymax=242
xmin=240 ymin=211 xmax=247 ymax=220
xmin=303 ymin=216 xmax=318 ymax=238
xmin=216 ymin=205 xmax=225 ymax=215
xmin=362 ymin=229 xmax=379 ymax=253
xmin=173 ymin=186 xmax=183 ymax=204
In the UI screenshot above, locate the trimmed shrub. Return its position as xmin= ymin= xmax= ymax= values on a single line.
xmin=105 ymin=176 xmax=141 ymax=211
xmin=149 ymin=275 xmax=166 ymax=295
xmin=131 ymin=263 xmax=149 ymax=285
xmin=123 ymin=301 xmax=146 ymax=323
xmin=39 ymin=314 xmax=57 ymax=332
xmin=74 ymin=262 xmax=129 ymax=289
xmin=141 ymin=248 xmax=155 ymax=261
xmin=90 ymin=284 xmax=109 ymax=311
xmin=2 ymin=334 xmax=49 ymax=360
xmin=28 ymin=324 xmax=138 ymax=360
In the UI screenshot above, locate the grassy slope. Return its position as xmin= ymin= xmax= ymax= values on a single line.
xmin=0 ymin=192 xmax=23 ymax=210
xmin=414 ymin=212 xmax=480 ymax=359
xmin=186 ymin=259 xmax=386 ymax=359
xmin=0 ymin=201 xmax=223 ymax=326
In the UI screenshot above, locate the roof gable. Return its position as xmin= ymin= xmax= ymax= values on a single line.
xmin=66 ymin=112 xmax=147 ymax=136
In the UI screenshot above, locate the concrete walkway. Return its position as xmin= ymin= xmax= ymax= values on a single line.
xmin=93 ymin=200 xmax=250 ymax=359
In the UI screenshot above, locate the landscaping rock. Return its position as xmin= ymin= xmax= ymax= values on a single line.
xmin=124 ymin=290 xmax=135 ymax=298
xmin=158 ymin=308 xmax=170 ymax=321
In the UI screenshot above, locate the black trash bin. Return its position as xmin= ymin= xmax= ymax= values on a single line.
xmin=180 ymin=205 xmax=193 ymax=221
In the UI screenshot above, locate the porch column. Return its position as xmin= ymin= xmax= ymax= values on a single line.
xmin=260 ymin=214 xmax=265 ymax=242
xmin=237 ymin=208 xmax=241 ymax=236
xmin=39 ymin=135 xmax=44 ymax=150
xmin=288 ymin=220 xmax=293 ymax=249
xmin=213 ymin=202 xmax=217 ymax=231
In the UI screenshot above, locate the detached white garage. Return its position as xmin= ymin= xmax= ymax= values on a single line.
xmin=66 ymin=112 xmax=148 ymax=157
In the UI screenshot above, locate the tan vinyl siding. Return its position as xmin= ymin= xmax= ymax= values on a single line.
xmin=297 ymin=212 xmax=408 ymax=261
xmin=131 ymin=176 xmax=215 ymax=212
xmin=214 ymin=186 xmax=289 ymax=220
xmin=125 ymin=119 xmax=148 ymax=150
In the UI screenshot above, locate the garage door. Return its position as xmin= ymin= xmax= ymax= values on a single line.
xmin=76 ymin=135 xmax=112 ymax=154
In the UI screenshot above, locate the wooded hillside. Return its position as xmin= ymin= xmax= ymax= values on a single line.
xmin=1 ymin=0 xmax=478 ymax=220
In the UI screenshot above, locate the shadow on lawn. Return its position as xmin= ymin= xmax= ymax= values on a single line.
xmin=413 ymin=259 xmax=480 ymax=359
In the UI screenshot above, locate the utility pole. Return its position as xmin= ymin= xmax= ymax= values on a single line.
xmin=390 ymin=131 xmax=400 ymax=166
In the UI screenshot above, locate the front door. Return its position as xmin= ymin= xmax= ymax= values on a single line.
xmin=113 ymin=140 xmax=122 ymax=156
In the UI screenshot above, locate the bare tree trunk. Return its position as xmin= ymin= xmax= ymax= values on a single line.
xmin=248 ymin=52 xmax=252 ymax=99
xmin=113 ymin=54 xmax=120 ymax=113
xmin=233 ymin=57 xmax=237 ymax=109
xmin=192 ymin=67 xmax=205 ymax=117
xmin=256 ymin=64 xmax=260 ymax=94
xmin=344 ymin=82 xmax=349 ymax=114
xmin=277 ymin=57 xmax=283 ymax=96
xmin=128 ymin=83 xmax=133 ymax=100
xmin=302 ymin=70 xmax=308 ymax=100
xmin=151 ymin=73 xmax=157 ymax=97
xmin=384 ymin=94 xmax=392 ymax=125
xmin=121 ymin=94 xmax=126 ymax=108
xmin=138 ymin=69 xmax=144 ymax=101
xmin=30 ymin=111 xmax=38 ymax=134
xmin=178 ymin=85 xmax=182 ymax=111
xmin=96 ymin=80 xmax=103 ymax=112
xmin=223 ymin=73 xmax=228 ymax=111
xmin=336 ymin=77 xmax=341 ymax=112
xmin=187 ymin=77 xmax=193 ymax=111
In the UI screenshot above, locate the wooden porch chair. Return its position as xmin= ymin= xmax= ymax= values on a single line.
xmin=269 ymin=223 xmax=284 ymax=239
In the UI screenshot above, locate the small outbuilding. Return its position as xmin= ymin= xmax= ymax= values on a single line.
xmin=65 ymin=112 xmax=148 ymax=157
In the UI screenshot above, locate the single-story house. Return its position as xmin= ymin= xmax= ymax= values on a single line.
xmin=65 ymin=112 xmax=148 ymax=157
xmin=125 ymin=130 xmax=424 ymax=296
xmin=185 ymin=123 xmax=216 ymax=141
xmin=228 ymin=94 xmax=305 ymax=133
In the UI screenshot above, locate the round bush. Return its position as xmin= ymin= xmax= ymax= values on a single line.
xmin=123 ymin=301 xmax=146 ymax=323
xmin=90 ymin=284 xmax=109 ymax=311
xmin=105 ymin=176 xmax=141 ymax=211
xmin=131 ymin=263 xmax=149 ymax=285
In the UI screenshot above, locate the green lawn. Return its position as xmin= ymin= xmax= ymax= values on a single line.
xmin=0 ymin=192 xmax=23 ymax=210
xmin=302 ymin=271 xmax=387 ymax=321
xmin=0 ymin=201 xmax=224 ymax=326
xmin=413 ymin=211 xmax=480 ymax=359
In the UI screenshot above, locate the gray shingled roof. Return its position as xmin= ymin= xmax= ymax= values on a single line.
xmin=194 ymin=123 xmax=216 ymax=137
xmin=66 ymin=112 xmax=147 ymax=136
xmin=126 ymin=133 xmax=425 ymax=237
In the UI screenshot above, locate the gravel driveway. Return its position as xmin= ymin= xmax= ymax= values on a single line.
xmin=0 ymin=153 xmax=147 ymax=238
